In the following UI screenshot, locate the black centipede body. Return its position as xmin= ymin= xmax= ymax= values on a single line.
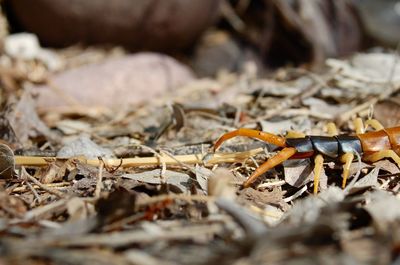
xmin=286 ymin=135 xmax=363 ymax=159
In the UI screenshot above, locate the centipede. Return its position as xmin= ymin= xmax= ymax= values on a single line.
xmin=212 ymin=118 xmax=400 ymax=194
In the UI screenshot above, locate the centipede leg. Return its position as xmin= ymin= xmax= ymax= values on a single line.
xmin=365 ymin=119 xmax=384 ymax=131
xmin=286 ymin=130 xmax=306 ymax=138
xmin=354 ymin=118 xmax=365 ymax=134
xmin=313 ymin=154 xmax=324 ymax=194
xmin=364 ymin=150 xmax=400 ymax=167
xmin=326 ymin=122 xmax=338 ymax=136
xmin=243 ymin=147 xmax=297 ymax=188
xmin=340 ymin=152 xmax=354 ymax=188
xmin=213 ymin=128 xmax=286 ymax=152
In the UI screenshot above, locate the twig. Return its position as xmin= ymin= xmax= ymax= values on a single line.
xmin=25 ymin=180 xmax=41 ymax=205
xmin=136 ymin=144 xmax=167 ymax=182
xmin=24 ymin=199 xmax=67 ymax=220
xmin=14 ymin=148 xmax=264 ymax=168
xmin=136 ymin=194 xmax=213 ymax=207
xmin=159 ymin=149 xmax=196 ymax=174
xmin=9 ymin=182 xmax=70 ymax=193
xmin=220 ymin=0 xmax=245 ymax=32
xmin=94 ymin=159 xmax=104 ymax=199
xmin=42 ymin=223 xmax=224 ymax=247
xmin=21 ymin=167 xmax=65 ymax=199
xmin=257 ymin=180 xmax=286 ymax=189
xmin=283 ymin=185 xmax=307 ymax=203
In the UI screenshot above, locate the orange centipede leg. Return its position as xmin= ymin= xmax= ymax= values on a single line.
xmin=340 ymin=152 xmax=354 ymax=188
xmin=313 ymin=154 xmax=324 ymax=194
xmin=213 ymin=128 xmax=286 ymax=152
xmin=243 ymin=147 xmax=297 ymax=188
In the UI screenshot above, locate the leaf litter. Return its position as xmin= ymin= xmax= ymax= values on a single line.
xmin=0 ymin=45 xmax=400 ymax=265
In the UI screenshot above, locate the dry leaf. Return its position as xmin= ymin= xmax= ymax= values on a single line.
xmin=195 ymin=164 xmax=212 ymax=193
xmin=208 ymin=168 xmax=236 ymax=200
xmin=67 ymin=197 xmax=92 ymax=221
xmin=122 ymin=169 xmax=193 ymax=193
xmin=364 ymin=191 xmax=400 ymax=231
xmin=283 ymin=159 xmax=327 ymax=190
xmin=353 ymin=167 xmax=379 ymax=189
xmin=7 ymin=89 xmax=58 ymax=145
xmin=284 ymin=187 xmax=345 ymax=226
xmin=0 ymin=144 xmax=15 ymax=179
xmin=35 ymin=163 xmax=62 ymax=184
xmin=373 ymin=160 xmax=400 ymax=175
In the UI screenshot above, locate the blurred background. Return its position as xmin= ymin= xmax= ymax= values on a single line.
xmin=3 ymin=0 xmax=400 ymax=73
xmin=0 ymin=0 xmax=399 ymax=110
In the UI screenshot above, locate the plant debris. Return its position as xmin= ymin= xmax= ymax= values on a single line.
xmin=1 ymin=9 xmax=400 ymax=264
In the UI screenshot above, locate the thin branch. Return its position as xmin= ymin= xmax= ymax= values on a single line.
xmin=14 ymin=148 xmax=264 ymax=168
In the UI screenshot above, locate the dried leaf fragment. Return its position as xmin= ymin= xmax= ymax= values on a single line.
xmin=0 ymin=144 xmax=15 ymax=179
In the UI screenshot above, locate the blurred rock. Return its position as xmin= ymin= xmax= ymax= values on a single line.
xmin=4 ymin=33 xmax=40 ymax=60
xmin=6 ymin=0 xmax=221 ymax=52
xmin=57 ymin=135 xmax=113 ymax=159
xmin=353 ymin=0 xmax=400 ymax=46
xmin=227 ymin=0 xmax=361 ymax=66
xmin=192 ymin=30 xmax=262 ymax=77
xmin=4 ymin=32 xmax=62 ymax=70
xmin=33 ymin=53 xmax=195 ymax=110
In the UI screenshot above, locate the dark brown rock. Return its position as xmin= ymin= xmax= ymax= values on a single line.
xmin=6 ymin=0 xmax=221 ymax=51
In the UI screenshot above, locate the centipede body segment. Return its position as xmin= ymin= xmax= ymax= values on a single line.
xmin=212 ymin=120 xmax=400 ymax=193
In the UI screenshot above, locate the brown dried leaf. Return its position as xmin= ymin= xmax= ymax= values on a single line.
xmin=237 ymin=187 xmax=285 ymax=208
xmin=67 ymin=197 xmax=93 ymax=221
xmin=0 ymin=192 xmax=27 ymax=218
xmin=95 ymin=188 xmax=137 ymax=228
xmin=0 ymin=144 xmax=15 ymax=179
xmin=0 ymin=115 xmax=20 ymax=147
xmin=35 ymin=162 xmax=62 ymax=184
xmin=6 ymin=89 xmax=58 ymax=145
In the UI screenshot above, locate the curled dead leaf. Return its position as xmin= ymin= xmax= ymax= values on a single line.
xmin=0 ymin=144 xmax=15 ymax=179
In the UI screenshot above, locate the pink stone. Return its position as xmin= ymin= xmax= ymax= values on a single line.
xmin=33 ymin=53 xmax=194 ymax=110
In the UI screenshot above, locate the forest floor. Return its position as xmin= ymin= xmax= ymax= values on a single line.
xmin=1 ymin=44 xmax=400 ymax=265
